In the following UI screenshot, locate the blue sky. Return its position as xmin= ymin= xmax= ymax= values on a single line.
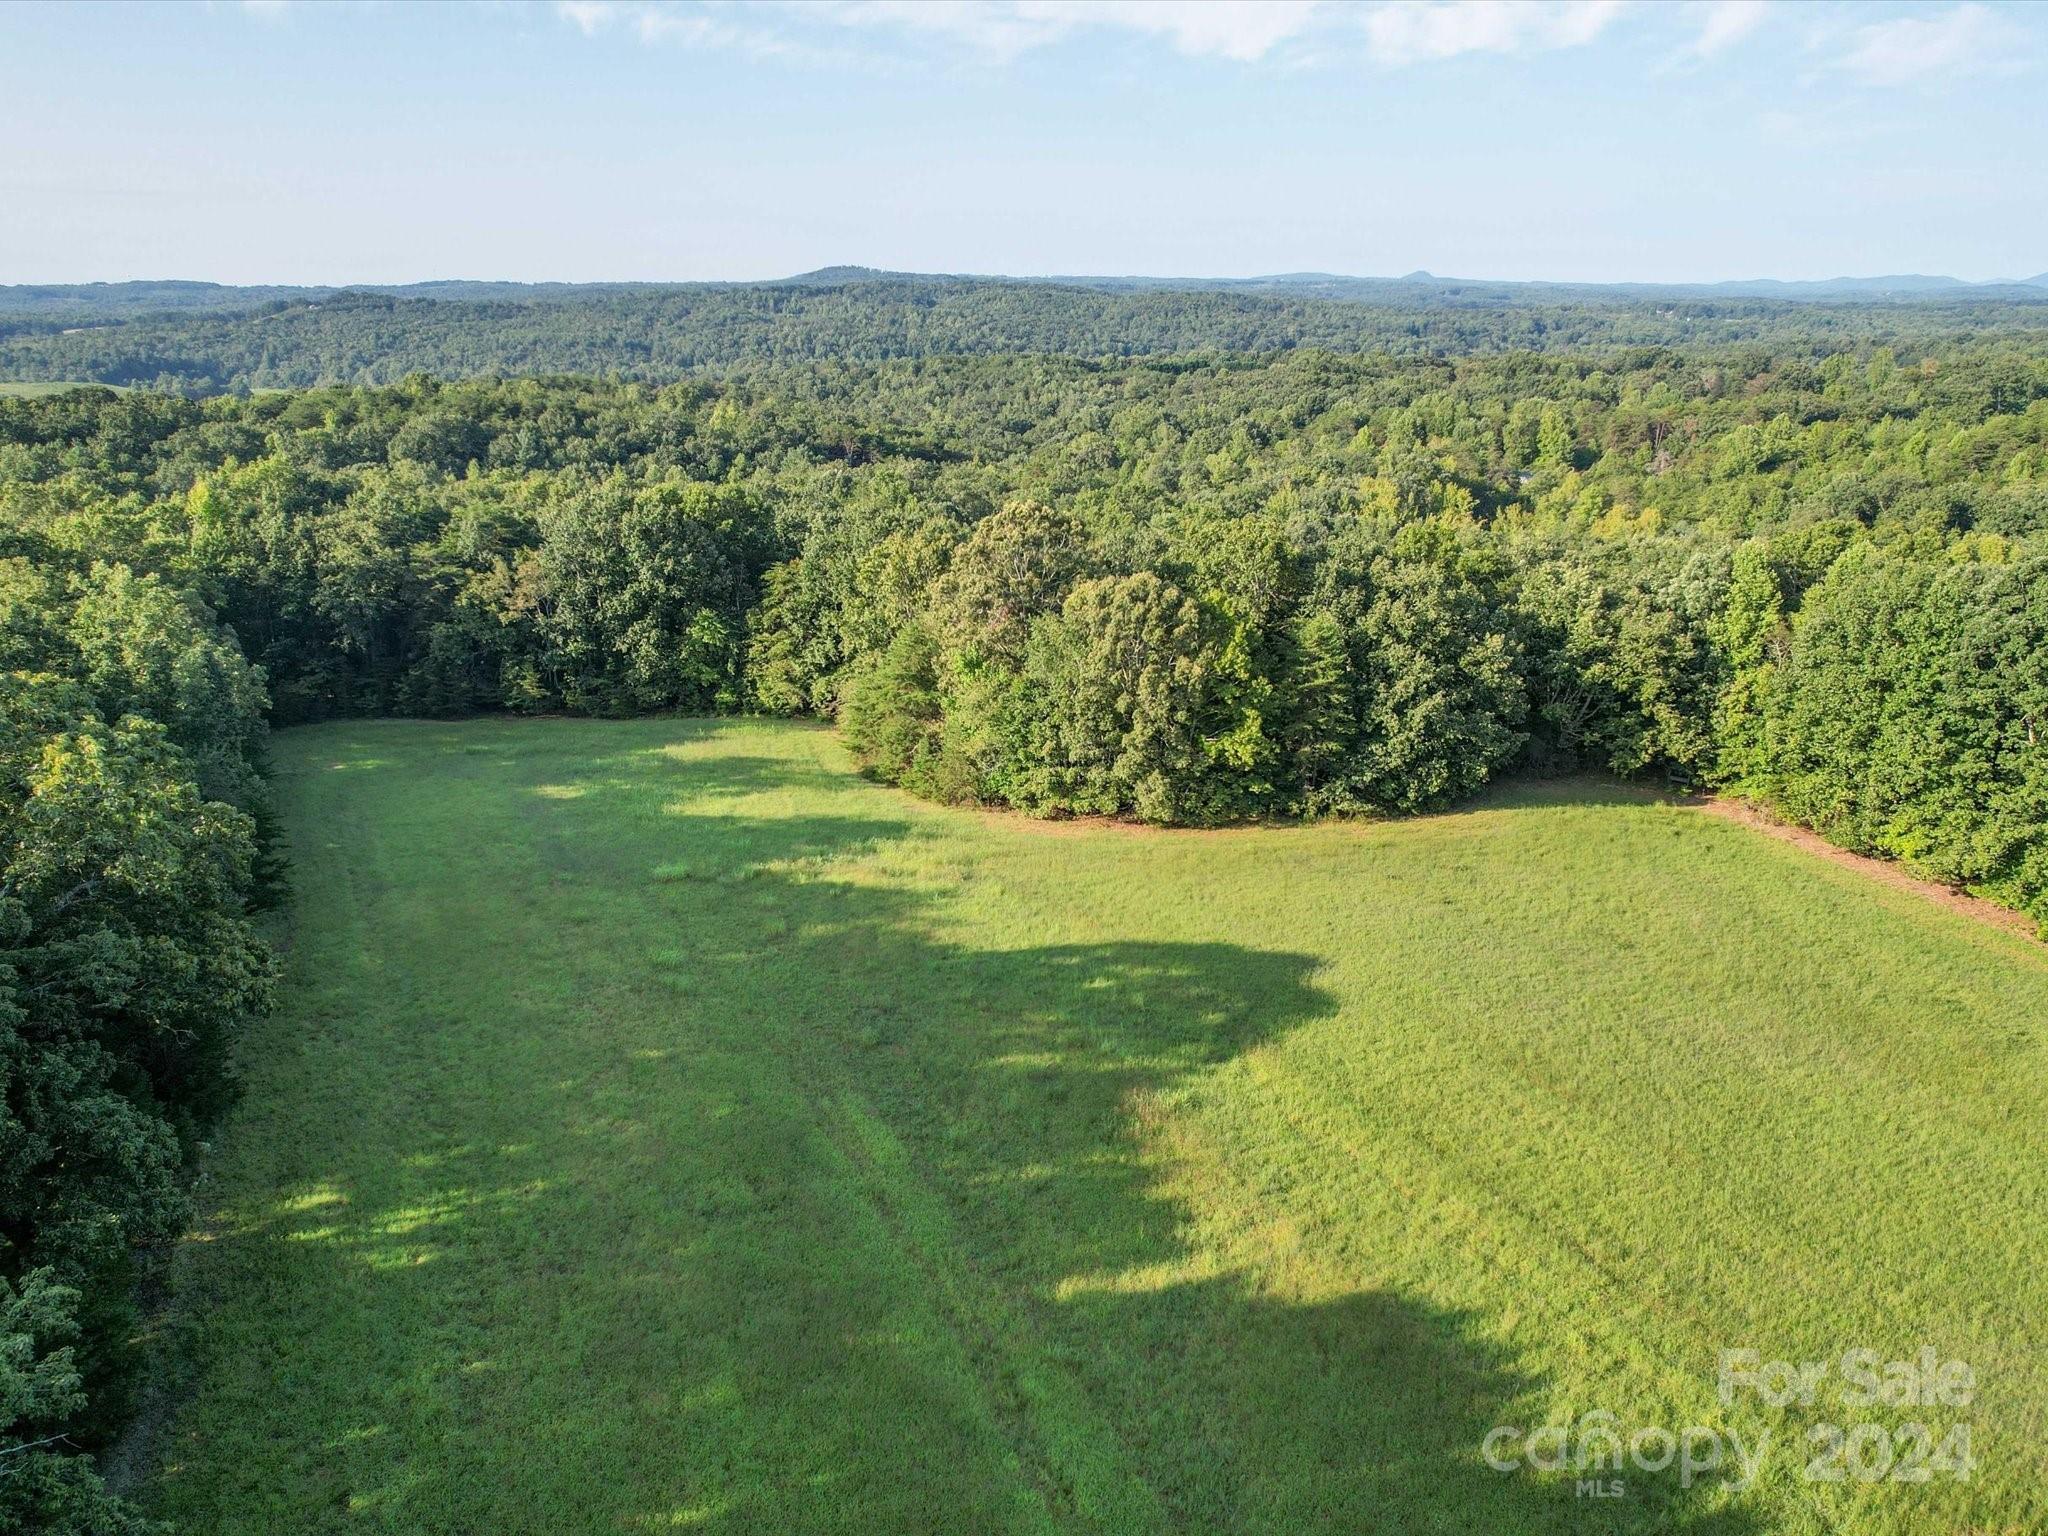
xmin=3 ymin=1 xmax=2043 ymax=285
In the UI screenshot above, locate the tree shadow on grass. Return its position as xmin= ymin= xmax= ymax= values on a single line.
xmin=154 ymin=733 xmax=1761 ymax=1536
xmin=1453 ymin=773 xmax=1699 ymax=815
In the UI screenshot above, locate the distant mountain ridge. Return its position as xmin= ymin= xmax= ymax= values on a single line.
xmin=775 ymin=266 xmax=2048 ymax=302
xmin=4 ymin=267 xmax=2045 ymax=321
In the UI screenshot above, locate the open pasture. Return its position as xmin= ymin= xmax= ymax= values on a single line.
xmin=145 ymin=718 xmax=2048 ymax=1534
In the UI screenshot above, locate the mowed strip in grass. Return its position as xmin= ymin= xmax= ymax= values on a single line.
xmin=145 ymin=719 xmax=2048 ymax=1535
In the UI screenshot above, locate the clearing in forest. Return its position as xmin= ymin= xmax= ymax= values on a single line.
xmin=145 ymin=718 xmax=2047 ymax=1535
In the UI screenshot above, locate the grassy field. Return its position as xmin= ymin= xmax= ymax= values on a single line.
xmin=142 ymin=718 xmax=2048 ymax=1534
xmin=0 ymin=379 xmax=126 ymax=396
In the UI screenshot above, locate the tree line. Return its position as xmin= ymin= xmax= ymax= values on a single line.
xmin=5 ymin=275 xmax=2048 ymax=394
xmin=0 ymin=551 xmax=271 ymax=1531
xmin=0 ymin=338 xmax=2044 ymax=1527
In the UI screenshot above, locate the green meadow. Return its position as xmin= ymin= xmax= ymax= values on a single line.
xmin=144 ymin=718 xmax=2048 ymax=1534
xmin=0 ymin=379 xmax=129 ymax=397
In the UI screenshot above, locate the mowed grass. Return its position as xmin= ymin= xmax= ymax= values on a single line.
xmin=145 ymin=719 xmax=2048 ymax=1535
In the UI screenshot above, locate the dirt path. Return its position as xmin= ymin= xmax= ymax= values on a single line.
xmin=1697 ymin=797 xmax=2042 ymax=944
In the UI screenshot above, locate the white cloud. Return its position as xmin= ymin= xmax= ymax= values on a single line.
xmin=631 ymin=7 xmax=736 ymax=47
xmin=1836 ymin=3 xmax=2022 ymax=86
xmin=839 ymin=0 xmax=1628 ymax=66
xmin=555 ymin=0 xmax=1647 ymax=69
xmin=1019 ymin=1 xmax=1325 ymax=63
xmin=827 ymin=1 xmax=1064 ymax=60
xmin=1358 ymin=1 xmax=1624 ymax=67
xmin=1685 ymin=0 xmax=1768 ymax=60
xmin=827 ymin=1 xmax=1322 ymax=63
xmin=555 ymin=1 xmax=615 ymax=38
xmin=553 ymin=2 xmax=795 ymax=57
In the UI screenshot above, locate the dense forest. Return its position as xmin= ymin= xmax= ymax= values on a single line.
xmin=6 ymin=274 xmax=2048 ymax=393
xmin=2 ymin=332 xmax=2046 ymax=1527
